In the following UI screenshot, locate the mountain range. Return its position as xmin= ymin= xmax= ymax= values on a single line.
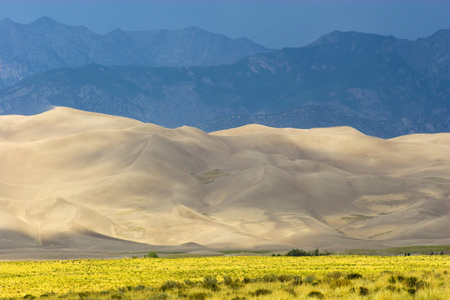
xmin=0 ymin=17 xmax=270 ymax=88
xmin=1 ymin=108 xmax=448 ymax=258
xmin=1 ymin=19 xmax=448 ymax=138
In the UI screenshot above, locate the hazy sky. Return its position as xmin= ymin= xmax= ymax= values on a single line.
xmin=1 ymin=0 xmax=449 ymax=49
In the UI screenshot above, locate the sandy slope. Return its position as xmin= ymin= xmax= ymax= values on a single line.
xmin=1 ymin=108 xmax=449 ymax=258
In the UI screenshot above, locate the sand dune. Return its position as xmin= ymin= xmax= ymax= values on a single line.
xmin=1 ymin=107 xmax=449 ymax=258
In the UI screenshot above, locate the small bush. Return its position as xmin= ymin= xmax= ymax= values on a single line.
xmin=263 ymin=273 xmax=278 ymax=282
xmin=416 ymin=280 xmax=429 ymax=289
xmin=150 ymin=293 xmax=169 ymax=300
xmin=359 ymin=287 xmax=369 ymax=296
xmin=405 ymin=276 xmax=418 ymax=288
xmin=304 ymin=274 xmax=316 ymax=283
xmin=189 ymin=292 xmax=207 ymax=300
xmin=111 ymin=295 xmax=123 ymax=300
xmin=407 ymin=288 xmax=417 ymax=295
xmin=278 ymin=274 xmax=293 ymax=282
xmin=388 ymin=275 xmax=396 ymax=284
xmin=184 ymin=279 xmax=195 ymax=287
xmin=39 ymin=292 xmax=56 ymax=298
xmin=78 ymin=292 xmax=90 ymax=298
xmin=242 ymin=277 xmax=252 ymax=284
xmin=386 ymin=285 xmax=399 ymax=292
xmin=308 ymin=291 xmax=324 ymax=298
xmin=253 ymin=289 xmax=272 ymax=296
xmin=23 ymin=295 xmax=35 ymax=300
xmin=230 ymin=281 xmax=243 ymax=290
xmin=286 ymin=248 xmax=308 ymax=256
xmin=134 ymin=285 xmax=145 ymax=291
xmin=291 ymin=276 xmax=303 ymax=286
xmin=203 ymin=275 xmax=219 ymax=291
xmin=118 ymin=286 xmax=132 ymax=292
xmin=223 ymin=276 xmax=233 ymax=286
xmin=345 ymin=273 xmax=362 ymax=280
xmin=160 ymin=280 xmax=183 ymax=291
xmin=144 ymin=251 xmax=159 ymax=258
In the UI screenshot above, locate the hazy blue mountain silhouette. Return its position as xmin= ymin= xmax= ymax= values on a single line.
xmin=1 ymin=28 xmax=448 ymax=138
xmin=0 ymin=17 xmax=270 ymax=88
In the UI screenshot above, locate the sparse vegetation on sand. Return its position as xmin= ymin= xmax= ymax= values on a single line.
xmin=1 ymin=255 xmax=449 ymax=299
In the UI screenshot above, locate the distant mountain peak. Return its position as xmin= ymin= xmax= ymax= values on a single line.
xmin=308 ymin=30 xmax=397 ymax=47
xmin=0 ymin=17 xmax=13 ymax=23
xmin=30 ymin=16 xmax=62 ymax=27
xmin=0 ymin=17 xmax=270 ymax=88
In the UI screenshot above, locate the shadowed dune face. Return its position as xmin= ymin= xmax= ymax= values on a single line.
xmin=1 ymin=107 xmax=449 ymax=254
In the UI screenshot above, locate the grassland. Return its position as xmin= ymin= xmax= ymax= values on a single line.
xmin=1 ymin=255 xmax=449 ymax=299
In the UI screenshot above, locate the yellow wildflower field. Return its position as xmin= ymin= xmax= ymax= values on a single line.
xmin=1 ymin=255 xmax=449 ymax=299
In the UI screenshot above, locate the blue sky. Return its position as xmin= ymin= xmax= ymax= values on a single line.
xmin=0 ymin=0 xmax=449 ymax=49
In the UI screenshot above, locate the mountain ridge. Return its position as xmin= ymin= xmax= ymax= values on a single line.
xmin=0 ymin=17 xmax=271 ymax=88
xmin=1 ymin=29 xmax=448 ymax=138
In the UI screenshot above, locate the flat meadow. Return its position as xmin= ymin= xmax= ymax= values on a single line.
xmin=1 ymin=255 xmax=449 ymax=299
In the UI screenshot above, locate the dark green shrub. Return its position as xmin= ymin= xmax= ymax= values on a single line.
xmin=286 ymin=248 xmax=308 ymax=256
xmin=23 ymin=295 xmax=35 ymax=300
xmin=304 ymin=274 xmax=316 ymax=283
xmin=150 ymin=293 xmax=169 ymax=300
xmin=111 ymin=295 xmax=123 ymax=300
xmin=223 ymin=276 xmax=233 ymax=285
xmin=160 ymin=280 xmax=183 ymax=291
xmin=407 ymin=288 xmax=417 ymax=295
xmin=78 ymin=291 xmax=90 ymax=298
xmin=405 ymin=276 xmax=418 ymax=288
xmin=396 ymin=275 xmax=405 ymax=282
xmin=189 ymin=292 xmax=207 ymax=300
xmin=230 ymin=281 xmax=243 ymax=290
xmin=254 ymin=289 xmax=272 ymax=296
xmin=242 ymin=277 xmax=252 ymax=284
xmin=134 ymin=284 xmax=145 ymax=291
xmin=39 ymin=292 xmax=56 ymax=298
xmin=184 ymin=279 xmax=195 ymax=286
xmin=359 ymin=287 xmax=369 ymax=296
xmin=278 ymin=274 xmax=293 ymax=282
xmin=416 ymin=280 xmax=429 ymax=289
xmin=144 ymin=251 xmax=159 ymax=258
xmin=388 ymin=275 xmax=396 ymax=284
xmin=203 ymin=275 xmax=219 ymax=291
xmin=291 ymin=276 xmax=303 ymax=286
xmin=118 ymin=286 xmax=132 ymax=292
xmin=308 ymin=291 xmax=324 ymax=298
xmin=285 ymin=248 xmax=330 ymax=256
xmin=386 ymin=285 xmax=397 ymax=291
xmin=263 ymin=273 xmax=278 ymax=282
xmin=345 ymin=273 xmax=362 ymax=280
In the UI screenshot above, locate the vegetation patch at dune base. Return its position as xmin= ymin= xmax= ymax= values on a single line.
xmin=1 ymin=255 xmax=449 ymax=299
